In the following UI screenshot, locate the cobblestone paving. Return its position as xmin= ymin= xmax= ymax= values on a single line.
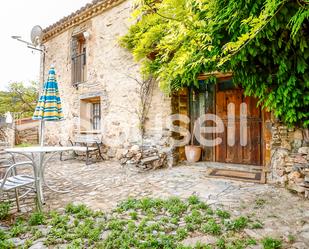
xmin=6 ymin=159 xmax=309 ymax=247
xmin=42 ymin=160 xmax=268 ymax=210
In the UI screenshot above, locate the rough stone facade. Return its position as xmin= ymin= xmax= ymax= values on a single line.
xmin=269 ymin=124 xmax=309 ymax=197
xmin=42 ymin=0 xmax=173 ymax=163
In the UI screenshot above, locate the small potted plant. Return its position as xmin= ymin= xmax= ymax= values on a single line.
xmin=185 ymin=122 xmax=202 ymax=163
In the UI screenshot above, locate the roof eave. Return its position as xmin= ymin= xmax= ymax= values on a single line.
xmin=43 ymin=0 xmax=126 ymax=43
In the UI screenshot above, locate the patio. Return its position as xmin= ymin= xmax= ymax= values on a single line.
xmin=2 ymin=159 xmax=308 ymax=248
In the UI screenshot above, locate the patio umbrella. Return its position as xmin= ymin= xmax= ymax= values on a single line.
xmin=33 ymin=67 xmax=64 ymax=146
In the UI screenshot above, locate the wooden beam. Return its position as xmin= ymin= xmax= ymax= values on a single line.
xmin=198 ymin=71 xmax=233 ymax=80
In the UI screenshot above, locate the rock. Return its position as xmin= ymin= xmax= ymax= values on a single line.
xmin=247 ymin=245 xmax=263 ymax=249
xmin=300 ymin=231 xmax=309 ymax=241
xmin=126 ymin=151 xmax=134 ymax=158
xmin=100 ymin=230 xmax=111 ymax=240
xmin=285 ymin=166 xmax=293 ymax=173
xmin=140 ymin=156 xmax=160 ymax=165
xmin=244 ymin=229 xmax=263 ymax=240
xmin=293 ymin=140 xmax=303 ymax=150
xmin=288 ymin=183 xmax=305 ymax=193
xmin=291 ymin=242 xmax=307 ymax=249
xmin=294 ymin=155 xmax=308 ymax=164
xmin=298 ymin=147 xmax=309 ymax=155
xmin=37 ymin=225 xmax=50 ymax=236
xmin=0 ymin=225 xmax=9 ymax=231
xmin=130 ymin=145 xmax=140 ymax=152
xmin=288 ymin=171 xmax=303 ymax=181
xmin=276 ymin=169 xmax=285 ymax=177
xmin=115 ymin=149 xmax=127 ymax=160
xmin=181 ymin=235 xmax=217 ymax=246
xmin=8 ymin=238 xmax=25 ymax=247
xmin=29 ymin=240 xmax=47 ymax=249
xmin=134 ymin=153 xmax=142 ymax=161
xmin=281 ymin=140 xmax=291 ymax=150
xmin=294 ymin=129 xmax=304 ymax=140
xmin=107 ymin=148 xmax=116 ymax=158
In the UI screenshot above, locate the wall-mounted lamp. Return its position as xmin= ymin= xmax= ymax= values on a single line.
xmin=83 ymin=31 xmax=91 ymax=40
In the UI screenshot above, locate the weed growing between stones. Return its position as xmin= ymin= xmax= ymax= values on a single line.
xmin=0 ymin=201 xmax=10 ymax=220
xmin=0 ymin=196 xmax=283 ymax=248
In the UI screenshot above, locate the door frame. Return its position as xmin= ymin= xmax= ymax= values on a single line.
xmin=173 ymin=73 xmax=272 ymax=168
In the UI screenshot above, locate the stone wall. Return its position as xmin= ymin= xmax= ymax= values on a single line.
xmin=269 ymin=124 xmax=309 ymax=197
xmin=0 ymin=125 xmax=15 ymax=148
xmin=15 ymin=119 xmax=39 ymax=145
xmin=41 ymin=0 xmax=173 ymax=160
xmin=15 ymin=128 xmax=39 ymax=145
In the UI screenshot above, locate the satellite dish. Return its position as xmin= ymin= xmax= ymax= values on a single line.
xmin=30 ymin=25 xmax=43 ymax=46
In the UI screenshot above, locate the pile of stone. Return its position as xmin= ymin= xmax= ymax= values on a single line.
xmin=295 ymin=147 xmax=309 ymax=198
xmin=118 ymin=144 xmax=168 ymax=171
xmin=286 ymin=147 xmax=309 ymax=194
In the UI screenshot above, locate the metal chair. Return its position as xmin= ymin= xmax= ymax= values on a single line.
xmin=0 ymin=161 xmax=36 ymax=211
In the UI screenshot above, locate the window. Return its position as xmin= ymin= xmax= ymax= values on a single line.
xmin=80 ymin=97 xmax=101 ymax=133
xmin=92 ymin=103 xmax=101 ymax=130
xmin=217 ymin=77 xmax=238 ymax=91
xmin=71 ymin=34 xmax=86 ymax=85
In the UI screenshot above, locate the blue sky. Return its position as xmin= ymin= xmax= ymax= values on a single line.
xmin=0 ymin=0 xmax=91 ymax=90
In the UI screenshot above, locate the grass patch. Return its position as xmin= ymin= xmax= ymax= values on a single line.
xmin=262 ymin=237 xmax=282 ymax=249
xmin=28 ymin=212 xmax=45 ymax=226
xmin=0 ymin=196 xmax=285 ymax=249
xmin=0 ymin=201 xmax=11 ymax=220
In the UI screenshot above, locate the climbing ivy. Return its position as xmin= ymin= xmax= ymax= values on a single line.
xmin=121 ymin=0 xmax=309 ymax=127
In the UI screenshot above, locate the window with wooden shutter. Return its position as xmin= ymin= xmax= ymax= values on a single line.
xmin=71 ymin=34 xmax=86 ymax=85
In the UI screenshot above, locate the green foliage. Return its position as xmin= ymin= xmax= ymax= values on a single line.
xmin=121 ymin=0 xmax=309 ymax=127
xmin=216 ymin=209 xmax=231 ymax=219
xmin=225 ymin=216 xmax=249 ymax=231
xmin=28 ymin=212 xmax=46 ymax=226
xmin=10 ymin=218 xmax=28 ymax=237
xmin=262 ymin=237 xmax=282 ymax=249
xmin=201 ymin=218 xmax=222 ymax=235
xmin=251 ymin=220 xmax=264 ymax=229
xmin=0 ymin=82 xmax=38 ymax=118
xmin=0 ymin=201 xmax=11 ymax=220
xmin=0 ymin=199 xmax=286 ymax=248
xmin=187 ymin=195 xmax=200 ymax=205
xmin=255 ymin=198 xmax=267 ymax=208
xmin=65 ymin=203 xmax=94 ymax=219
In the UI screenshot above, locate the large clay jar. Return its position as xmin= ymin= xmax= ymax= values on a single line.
xmin=185 ymin=145 xmax=202 ymax=163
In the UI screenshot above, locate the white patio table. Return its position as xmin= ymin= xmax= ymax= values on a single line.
xmin=5 ymin=146 xmax=73 ymax=210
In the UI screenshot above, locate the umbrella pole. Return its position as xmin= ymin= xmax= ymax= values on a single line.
xmin=40 ymin=120 xmax=45 ymax=146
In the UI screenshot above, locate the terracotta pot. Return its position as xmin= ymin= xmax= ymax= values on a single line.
xmin=185 ymin=145 xmax=202 ymax=163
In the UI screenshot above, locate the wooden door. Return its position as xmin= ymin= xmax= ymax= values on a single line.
xmin=215 ymin=82 xmax=262 ymax=165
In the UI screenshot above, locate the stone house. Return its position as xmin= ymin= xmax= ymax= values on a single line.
xmin=41 ymin=0 xmax=309 ymax=195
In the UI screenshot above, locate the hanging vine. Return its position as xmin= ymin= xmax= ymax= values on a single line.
xmin=121 ymin=0 xmax=309 ymax=127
